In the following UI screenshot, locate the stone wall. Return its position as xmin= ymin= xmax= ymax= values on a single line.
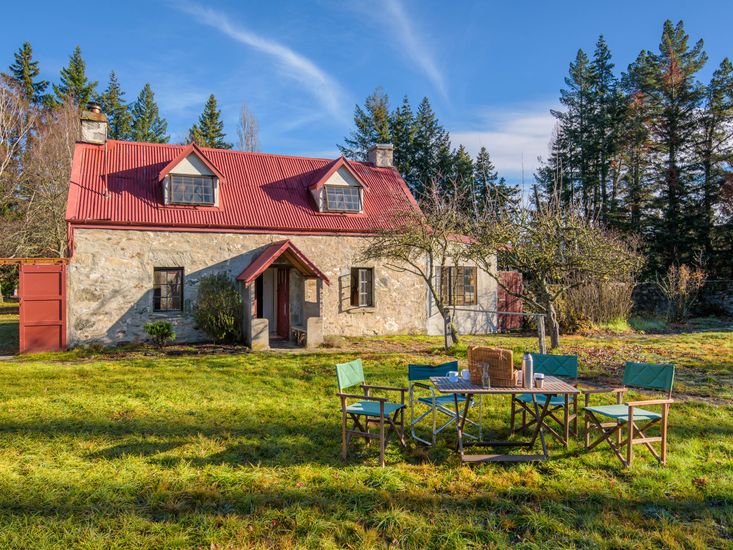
xmin=633 ymin=280 xmax=733 ymax=317
xmin=67 ymin=228 xmax=442 ymax=346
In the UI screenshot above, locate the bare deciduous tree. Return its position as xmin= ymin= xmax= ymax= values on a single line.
xmin=236 ymin=103 xmax=259 ymax=152
xmin=0 ymin=76 xmax=36 ymax=208
xmin=359 ymin=182 xmax=472 ymax=349
xmin=14 ymin=101 xmax=78 ymax=257
xmin=468 ymin=199 xmax=641 ymax=349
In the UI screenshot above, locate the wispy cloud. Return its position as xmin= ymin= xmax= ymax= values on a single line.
xmin=451 ymin=103 xmax=558 ymax=182
xmin=176 ymin=3 xmax=347 ymax=121
xmin=380 ymin=0 xmax=447 ymax=99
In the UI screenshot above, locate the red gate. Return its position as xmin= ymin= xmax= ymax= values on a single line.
xmin=497 ymin=271 xmax=523 ymax=331
xmin=19 ymin=263 xmax=66 ymax=353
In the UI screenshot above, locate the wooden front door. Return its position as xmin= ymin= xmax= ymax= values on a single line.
xmin=276 ymin=267 xmax=290 ymax=339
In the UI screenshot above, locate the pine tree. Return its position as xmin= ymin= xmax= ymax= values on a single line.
xmin=474 ymin=146 xmax=520 ymax=217
xmin=619 ymin=53 xmax=654 ymax=233
xmin=52 ymin=46 xmax=97 ymax=106
xmin=338 ymin=87 xmax=391 ymax=160
xmin=97 ymin=71 xmax=131 ymax=140
xmin=3 ymin=42 xmax=48 ymax=103
xmin=640 ymin=20 xmax=707 ymax=271
xmin=188 ymin=94 xmax=231 ymax=149
xmin=389 ymin=96 xmax=415 ymax=178
xmin=552 ymin=49 xmax=595 ymax=212
xmin=451 ymin=144 xmax=474 ymax=213
xmin=130 ymin=83 xmax=169 ymax=143
xmin=589 ymin=35 xmax=625 ymax=222
xmin=697 ymin=58 xmax=733 ymax=270
xmin=411 ymin=97 xmax=450 ymax=198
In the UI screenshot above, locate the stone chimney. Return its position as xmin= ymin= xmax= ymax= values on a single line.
xmin=367 ymin=143 xmax=394 ymax=168
xmin=80 ymin=102 xmax=108 ymax=145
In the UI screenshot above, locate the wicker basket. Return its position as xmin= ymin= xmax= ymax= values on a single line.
xmin=467 ymin=346 xmax=515 ymax=387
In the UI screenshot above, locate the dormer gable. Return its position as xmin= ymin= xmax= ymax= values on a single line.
xmin=158 ymin=143 xmax=224 ymax=207
xmin=309 ymin=157 xmax=368 ymax=213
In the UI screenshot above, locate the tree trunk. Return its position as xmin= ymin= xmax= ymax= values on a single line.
xmin=537 ymin=285 xmax=560 ymax=349
xmin=547 ymin=303 xmax=560 ymax=349
xmin=438 ymin=307 xmax=460 ymax=350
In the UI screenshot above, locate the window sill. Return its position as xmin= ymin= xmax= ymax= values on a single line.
xmin=346 ymin=306 xmax=376 ymax=314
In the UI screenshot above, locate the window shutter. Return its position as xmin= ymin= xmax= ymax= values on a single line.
xmin=350 ymin=268 xmax=359 ymax=307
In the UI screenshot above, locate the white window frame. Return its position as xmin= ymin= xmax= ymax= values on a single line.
xmin=166 ymin=174 xmax=217 ymax=206
xmin=351 ymin=267 xmax=374 ymax=307
xmin=324 ymin=185 xmax=361 ymax=212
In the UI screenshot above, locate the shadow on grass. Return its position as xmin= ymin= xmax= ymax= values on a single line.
xmin=0 ymin=467 xmax=728 ymax=549
xmin=1 ymin=409 xmax=730 ymax=470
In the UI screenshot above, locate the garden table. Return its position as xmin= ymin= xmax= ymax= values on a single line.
xmin=430 ymin=376 xmax=580 ymax=463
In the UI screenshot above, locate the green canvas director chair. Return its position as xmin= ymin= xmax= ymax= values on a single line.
xmin=584 ymin=362 xmax=675 ymax=467
xmin=510 ymin=353 xmax=579 ymax=447
xmin=336 ymin=358 xmax=407 ymax=467
xmin=408 ymin=361 xmax=482 ymax=446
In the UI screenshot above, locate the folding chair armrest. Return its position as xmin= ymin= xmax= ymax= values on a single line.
xmin=624 ymin=398 xmax=674 ymax=407
xmin=579 ymin=385 xmax=626 ymax=395
xmin=362 ymin=384 xmax=408 ymax=393
xmin=337 ymin=392 xmax=388 ymax=403
xmin=410 ymin=382 xmax=434 ymax=392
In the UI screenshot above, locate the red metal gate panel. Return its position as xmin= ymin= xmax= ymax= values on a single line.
xmin=497 ymin=271 xmax=523 ymax=331
xmin=19 ymin=263 xmax=66 ymax=353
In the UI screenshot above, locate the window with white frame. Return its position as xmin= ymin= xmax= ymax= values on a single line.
xmin=350 ymin=267 xmax=374 ymax=307
xmin=168 ymin=174 xmax=215 ymax=205
xmin=325 ymin=185 xmax=361 ymax=212
xmin=438 ymin=266 xmax=477 ymax=306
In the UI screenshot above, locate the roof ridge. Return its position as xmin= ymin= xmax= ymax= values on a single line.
xmin=105 ymin=139 xmax=339 ymax=163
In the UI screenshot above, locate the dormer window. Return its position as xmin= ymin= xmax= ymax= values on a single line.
xmin=169 ymin=174 xmax=215 ymax=205
xmin=325 ymin=185 xmax=361 ymax=212
xmin=158 ymin=144 xmax=225 ymax=208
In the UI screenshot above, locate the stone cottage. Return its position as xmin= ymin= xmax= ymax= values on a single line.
xmin=65 ymin=107 xmax=497 ymax=348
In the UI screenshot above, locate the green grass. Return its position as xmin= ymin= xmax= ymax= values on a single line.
xmin=0 ymin=332 xmax=731 ymax=548
xmin=0 ymin=301 xmax=18 ymax=313
xmin=0 ymin=314 xmax=18 ymax=355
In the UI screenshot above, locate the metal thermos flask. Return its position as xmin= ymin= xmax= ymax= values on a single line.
xmin=523 ymin=353 xmax=534 ymax=388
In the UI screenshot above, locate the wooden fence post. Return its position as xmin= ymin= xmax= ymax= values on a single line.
xmin=537 ymin=315 xmax=546 ymax=354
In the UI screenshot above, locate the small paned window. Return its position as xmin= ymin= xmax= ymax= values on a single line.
xmin=439 ymin=267 xmax=477 ymax=306
xmin=325 ymin=185 xmax=361 ymax=212
xmin=350 ymin=268 xmax=374 ymax=307
xmin=169 ymin=175 xmax=215 ymax=205
xmin=153 ymin=268 xmax=183 ymax=311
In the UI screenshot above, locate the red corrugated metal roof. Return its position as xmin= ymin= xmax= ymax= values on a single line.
xmin=236 ymin=239 xmax=330 ymax=285
xmin=157 ymin=142 xmax=226 ymax=182
xmin=66 ymin=140 xmax=419 ymax=234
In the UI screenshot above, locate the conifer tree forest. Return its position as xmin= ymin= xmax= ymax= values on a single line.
xmin=1 ymin=19 xmax=732 ymax=283
xmin=0 ymin=43 xmax=245 ymax=262
xmin=341 ymin=20 xmax=733 ymax=279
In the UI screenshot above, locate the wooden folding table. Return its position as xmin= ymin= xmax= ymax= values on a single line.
xmin=430 ymin=376 xmax=580 ymax=463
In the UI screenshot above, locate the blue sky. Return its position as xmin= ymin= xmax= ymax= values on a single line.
xmin=3 ymin=0 xmax=732 ymax=184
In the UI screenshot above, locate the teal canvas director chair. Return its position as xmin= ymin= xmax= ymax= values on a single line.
xmin=336 ymin=358 xmax=407 ymax=467
xmin=584 ymin=362 xmax=675 ymax=467
xmin=408 ymin=361 xmax=482 ymax=446
xmin=510 ymin=353 xmax=579 ymax=447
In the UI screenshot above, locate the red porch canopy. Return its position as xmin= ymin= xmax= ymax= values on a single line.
xmin=236 ymin=240 xmax=330 ymax=286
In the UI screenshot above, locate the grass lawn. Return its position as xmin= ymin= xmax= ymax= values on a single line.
xmin=0 ymin=332 xmax=731 ymax=548
xmin=0 ymin=313 xmax=18 ymax=355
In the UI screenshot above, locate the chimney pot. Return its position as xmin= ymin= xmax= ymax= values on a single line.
xmin=367 ymin=143 xmax=394 ymax=168
xmin=80 ymin=105 xmax=108 ymax=145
